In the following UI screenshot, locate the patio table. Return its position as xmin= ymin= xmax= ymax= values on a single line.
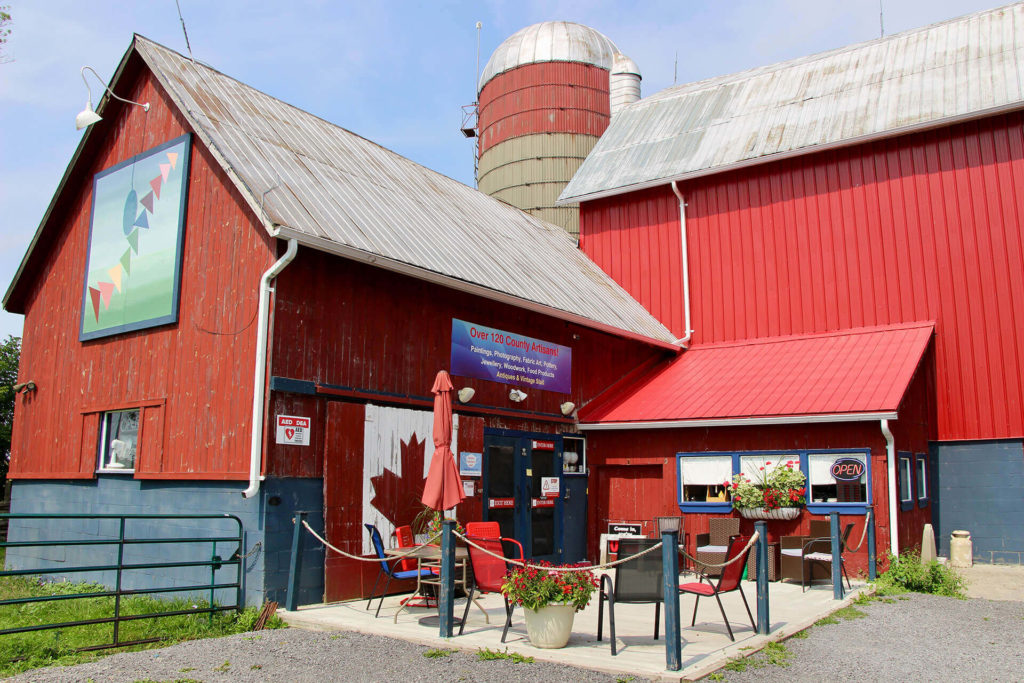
xmin=385 ymin=545 xmax=488 ymax=626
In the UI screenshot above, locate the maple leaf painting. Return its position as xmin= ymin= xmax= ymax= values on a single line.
xmin=370 ymin=433 xmax=428 ymax=528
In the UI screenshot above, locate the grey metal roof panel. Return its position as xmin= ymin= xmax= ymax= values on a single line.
xmin=561 ymin=3 xmax=1024 ymax=202
xmin=132 ymin=37 xmax=674 ymax=345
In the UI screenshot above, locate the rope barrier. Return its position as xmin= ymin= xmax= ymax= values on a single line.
xmin=453 ymin=531 xmax=665 ymax=572
xmin=296 ymin=518 xmax=758 ymax=574
xmin=844 ymin=510 xmax=873 ymax=553
xmin=298 ymin=519 xmax=440 ymax=562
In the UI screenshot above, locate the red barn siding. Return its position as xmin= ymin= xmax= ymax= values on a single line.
xmin=268 ymin=248 xmax=667 ymax=426
xmin=478 ymin=62 xmax=610 ymax=154
xmin=9 ymin=57 xmax=275 ymax=480
xmin=580 ymin=112 xmax=1024 ymax=441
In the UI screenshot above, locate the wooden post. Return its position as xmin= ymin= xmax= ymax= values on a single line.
xmin=830 ymin=511 xmax=843 ymax=600
xmin=438 ymin=519 xmax=455 ymax=638
xmin=662 ymin=530 xmax=681 ymax=671
xmin=286 ymin=511 xmax=307 ymax=612
xmin=867 ymin=506 xmax=877 ymax=580
xmin=755 ymin=520 xmax=769 ymax=634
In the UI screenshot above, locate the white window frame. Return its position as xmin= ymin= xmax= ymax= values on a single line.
xmin=97 ymin=409 xmax=140 ymax=473
xmin=899 ymin=454 xmax=913 ymax=504
xmin=916 ymin=454 xmax=928 ymax=503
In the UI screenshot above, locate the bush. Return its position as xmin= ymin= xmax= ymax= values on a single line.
xmin=874 ymin=549 xmax=966 ymax=598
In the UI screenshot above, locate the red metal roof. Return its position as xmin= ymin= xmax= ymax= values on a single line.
xmin=580 ymin=322 xmax=934 ymax=425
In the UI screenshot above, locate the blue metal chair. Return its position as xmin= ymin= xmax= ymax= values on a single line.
xmin=365 ymin=523 xmax=435 ymax=618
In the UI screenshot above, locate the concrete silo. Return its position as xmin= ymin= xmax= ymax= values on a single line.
xmin=476 ymin=22 xmax=640 ymax=238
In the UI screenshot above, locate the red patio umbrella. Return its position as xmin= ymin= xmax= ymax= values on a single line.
xmin=421 ymin=370 xmax=465 ymax=511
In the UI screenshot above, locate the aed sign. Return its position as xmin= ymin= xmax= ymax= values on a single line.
xmin=608 ymin=523 xmax=643 ymax=536
xmin=831 ymin=457 xmax=866 ymax=481
xmin=276 ymin=415 xmax=311 ymax=446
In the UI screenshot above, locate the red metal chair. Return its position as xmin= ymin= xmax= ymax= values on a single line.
xmin=458 ymin=525 xmax=524 ymax=640
xmin=395 ymin=524 xmax=436 ymax=608
xmin=465 ymin=521 xmax=524 ymax=560
xmin=678 ymin=535 xmax=756 ymax=641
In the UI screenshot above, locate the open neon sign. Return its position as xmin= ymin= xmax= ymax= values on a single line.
xmin=830 ymin=457 xmax=865 ymax=481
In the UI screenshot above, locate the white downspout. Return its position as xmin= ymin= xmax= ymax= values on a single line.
xmin=243 ymin=237 xmax=299 ymax=498
xmin=881 ymin=419 xmax=899 ymax=556
xmin=670 ymin=181 xmax=693 ymax=346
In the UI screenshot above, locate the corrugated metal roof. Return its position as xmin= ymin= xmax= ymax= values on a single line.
xmin=561 ymin=3 xmax=1024 ymax=203
xmin=126 ymin=36 xmax=675 ymax=346
xmin=479 ymin=22 xmax=620 ymax=91
xmin=578 ymin=323 xmax=934 ymax=425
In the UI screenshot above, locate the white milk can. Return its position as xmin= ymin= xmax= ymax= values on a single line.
xmin=949 ymin=530 xmax=973 ymax=568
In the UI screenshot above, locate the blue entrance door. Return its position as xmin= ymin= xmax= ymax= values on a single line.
xmin=482 ymin=433 xmax=562 ymax=563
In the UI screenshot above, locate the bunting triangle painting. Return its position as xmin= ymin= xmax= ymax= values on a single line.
xmin=126 ymin=228 xmax=140 ymax=254
xmin=120 ymin=248 xmax=132 ymax=276
xmin=149 ymin=175 xmax=163 ymax=200
xmin=88 ymin=287 xmax=101 ymax=322
xmin=134 ymin=210 xmax=149 ymax=230
xmin=159 ymin=162 xmax=171 ymax=182
xmin=167 ymin=152 xmax=178 ymax=169
xmin=139 ymin=191 xmax=155 ymax=214
xmin=98 ymin=281 xmax=115 ymax=309
xmin=108 ymin=265 xmax=123 ymax=292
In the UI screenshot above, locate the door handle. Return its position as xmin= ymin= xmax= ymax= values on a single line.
xmin=564 ymin=487 xmax=571 ymax=501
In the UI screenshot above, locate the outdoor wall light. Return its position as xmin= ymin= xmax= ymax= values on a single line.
xmin=12 ymin=381 xmax=36 ymax=394
xmin=509 ymin=389 xmax=528 ymax=402
xmin=76 ymin=66 xmax=150 ymax=130
xmin=560 ymin=401 xmax=576 ymax=416
xmin=457 ymin=387 xmax=476 ymax=403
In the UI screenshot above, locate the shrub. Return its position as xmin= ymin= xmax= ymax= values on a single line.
xmin=874 ymin=549 xmax=966 ymax=598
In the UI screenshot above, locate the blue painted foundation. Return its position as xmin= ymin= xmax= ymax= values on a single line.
xmin=5 ymin=477 xmax=325 ymax=607
xmin=931 ymin=439 xmax=1024 ymax=564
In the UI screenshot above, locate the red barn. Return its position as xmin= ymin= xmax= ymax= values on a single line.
xmin=564 ymin=4 xmax=1024 ymax=565
xmin=2 ymin=35 xmax=677 ymax=605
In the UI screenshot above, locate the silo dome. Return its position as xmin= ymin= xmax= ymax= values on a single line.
xmin=478 ymin=22 xmax=621 ymax=91
xmin=476 ymin=22 xmax=638 ymax=239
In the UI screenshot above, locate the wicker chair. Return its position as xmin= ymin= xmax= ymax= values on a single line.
xmin=695 ymin=517 xmax=740 ymax=576
xmin=780 ymin=520 xmax=830 ymax=583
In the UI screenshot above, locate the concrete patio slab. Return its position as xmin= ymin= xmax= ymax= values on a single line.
xmin=280 ymin=575 xmax=868 ymax=681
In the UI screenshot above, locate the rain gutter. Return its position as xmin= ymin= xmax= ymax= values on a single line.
xmin=578 ymin=411 xmax=897 ymax=430
xmin=881 ymin=418 xmax=899 ymax=556
xmin=243 ymin=236 xmax=298 ymax=499
xmin=670 ymin=181 xmax=693 ymax=346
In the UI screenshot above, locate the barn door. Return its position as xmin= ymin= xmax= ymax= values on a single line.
xmin=322 ymin=401 xmax=369 ymax=602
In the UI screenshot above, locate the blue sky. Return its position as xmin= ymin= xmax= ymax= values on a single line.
xmin=0 ymin=0 xmax=999 ymax=341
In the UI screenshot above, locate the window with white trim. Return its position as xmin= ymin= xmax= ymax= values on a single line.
xmin=98 ymin=409 xmax=139 ymax=472
xmin=916 ymin=454 xmax=928 ymax=502
xmin=899 ymin=454 xmax=913 ymax=504
xmin=807 ymin=452 xmax=868 ymax=504
xmin=679 ymin=455 xmax=731 ymax=503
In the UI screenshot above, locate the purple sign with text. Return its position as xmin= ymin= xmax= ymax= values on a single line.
xmin=450 ymin=319 xmax=571 ymax=394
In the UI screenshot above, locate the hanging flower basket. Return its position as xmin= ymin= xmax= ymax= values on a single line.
xmin=738 ymin=506 xmax=801 ymax=521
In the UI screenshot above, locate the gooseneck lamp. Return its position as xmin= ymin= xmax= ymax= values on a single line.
xmin=76 ymin=66 xmax=150 ymax=130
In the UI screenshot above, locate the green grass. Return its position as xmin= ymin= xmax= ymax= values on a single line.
xmin=873 ymin=549 xmax=966 ymax=598
xmin=423 ymin=647 xmax=454 ymax=659
xmin=0 ymin=572 xmax=285 ymax=677
xmin=476 ymin=647 xmax=534 ymax=664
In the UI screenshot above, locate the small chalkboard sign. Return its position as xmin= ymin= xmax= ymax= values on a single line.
xmin=607 ymin=522 xmax=643 ymax=536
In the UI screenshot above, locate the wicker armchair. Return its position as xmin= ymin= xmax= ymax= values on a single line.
xmin=780 ymin=520 xmax=830 ymax=583
xmin=695 ymin=517 xmax=740 ymax=576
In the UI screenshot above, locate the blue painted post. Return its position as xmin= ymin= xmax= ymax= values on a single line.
xmin=286 ymin=511 xmax=307 ymax=612
xmin=662 ymin=530 xmax=681 ymax=671
xmin=439 ymin=518 xmax=455 ymax=638
xmin=830 ymin=511 xmax=843 ymax=600
xmin=755 ymin=520 xmax=769 ymax=634
xmin=867 ymin=506 xmax=877 ymax=581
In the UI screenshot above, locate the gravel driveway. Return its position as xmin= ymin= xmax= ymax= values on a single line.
xmin=8 ymin=593 xmax=1023 ymax=682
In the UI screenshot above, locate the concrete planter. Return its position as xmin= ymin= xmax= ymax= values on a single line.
xmin=523 ymin=604 xmax=575 ymax=648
